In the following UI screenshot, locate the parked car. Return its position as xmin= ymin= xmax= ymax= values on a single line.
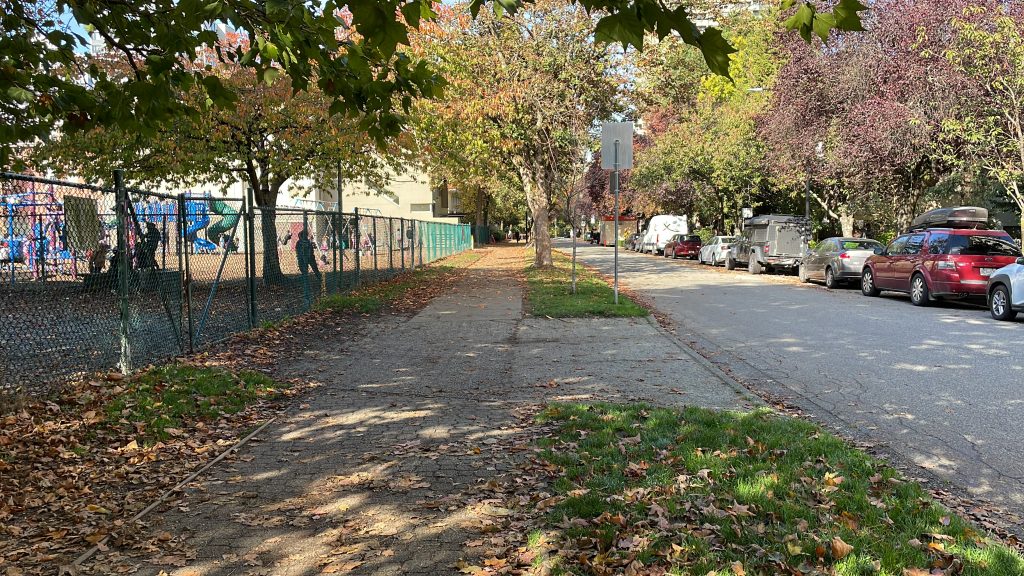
xmin=987 ymin=257 xmax=1024 ymax=320
xmin=698 ymin=236 xmax=735 ymax=266
xmin=726 ymin=215 xmax=810 ymax=274
xmin=664 ymin=234 xmax=702 ymax=259
xmin=799 ymin=237 xmax=884 ymax=289
xmin=586 ymin=230 xmax=600 ymax=244
xmin=627 ymin=232 xmax=643 ymax=251
xmin=640 ymin=215 xmax=688 ymax=254
xmin=861 ymin=226 xmax=1022 ymax=306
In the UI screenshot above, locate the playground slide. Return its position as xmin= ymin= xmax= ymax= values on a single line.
xmin=207 ymin=201 xmax=240 ymax=245
xmin=186 ymin=212 xmax=217 ymax=252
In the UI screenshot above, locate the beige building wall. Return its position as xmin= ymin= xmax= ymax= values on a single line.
xmin=278 ymin=169 xmax=461 ymax=225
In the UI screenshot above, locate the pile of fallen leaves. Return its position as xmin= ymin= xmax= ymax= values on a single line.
xmin=454 ymin=403 xmax=1024 ymax=576
xmin=0 ymin=367 xmax=295 ymax=575
xmin=0 ymin=249 xmax=492 ymax=576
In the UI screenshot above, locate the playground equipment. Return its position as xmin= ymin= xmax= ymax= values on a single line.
xmin=182 ymin=194 xmax=240 ymax=253
xmin=2 ymin=187 xmax=80 ymax=284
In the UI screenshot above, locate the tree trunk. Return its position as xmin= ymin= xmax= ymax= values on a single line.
xmin=258 ymin=209 xmax=287 ymax=284
xmin=839 ymin=206 xmax=855 ymax=238
xmin=518 ymin=164 xmax=553 ymax=267
xmin=475 ymin=187 xmax=486 ymax=227
xmin=252 ymin=177 xmax=288 ymax=284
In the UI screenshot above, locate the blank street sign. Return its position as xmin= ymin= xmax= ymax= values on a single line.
xmin=601 ymin=121 xmax=633 ymax=170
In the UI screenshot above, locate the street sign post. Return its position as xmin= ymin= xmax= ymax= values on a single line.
xmin=601 ymin=121 xmax=633 ymax=305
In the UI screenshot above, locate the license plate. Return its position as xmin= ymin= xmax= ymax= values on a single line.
xmin=980 ymin=267 xmax=996 ymax=276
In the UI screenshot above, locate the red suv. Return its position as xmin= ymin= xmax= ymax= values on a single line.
xmin=664 ymin=234 xmax=702 ymax=259
xmin=861 ymin=228 xmax=1022 ymax=305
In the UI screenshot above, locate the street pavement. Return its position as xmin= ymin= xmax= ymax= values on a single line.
xmin=557 ymin=238 xmax=1024 ymax=524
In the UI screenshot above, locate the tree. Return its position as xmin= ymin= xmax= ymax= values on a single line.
xmin=413 ymin=1 xmax=622 ymax=267
xmin=947 ymin=5 xmax=1024 ymax=232
xmin=627 ymin=8 xmax=781 ymax=233
xmin=36 ymin=51 xmax=387 ymax=282
xmin=761 ymin=0 xmax=983 ymax=236
xmin=2 ymin=0 xmax=868 ymax=169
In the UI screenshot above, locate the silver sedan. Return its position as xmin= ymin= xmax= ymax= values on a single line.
xmin=799 ymin=237 xmax=884 ymax=289
xmin=698 ymin=236 xmax=735 ymax=266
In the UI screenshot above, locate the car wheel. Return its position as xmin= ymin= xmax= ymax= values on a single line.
xmin=725 ymin=256 xmax=735 ymax=270
xmin=711 ymin=254 xmax=719 ymax=267
xmin=824 ymin=267 xmax=838 ymax=289
xmin=748 ymin=256 xmax=762 ymax=275
xmin=990 ymin=285 xmax=1018 ymax=321
xmin=798 ymin=265 xmax=809 ymax=283
xmin=861 ymin=268 xmax=880 ymax=297
xmin=910 ymin=274 xmax=931 ymax=307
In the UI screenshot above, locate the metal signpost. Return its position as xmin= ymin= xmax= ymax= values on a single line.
xmin=601 ymin=121 xmax=633 ymax=305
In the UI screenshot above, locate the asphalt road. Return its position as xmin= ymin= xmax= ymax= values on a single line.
xmin=556 ymin=238 xmax=1024 ymax=524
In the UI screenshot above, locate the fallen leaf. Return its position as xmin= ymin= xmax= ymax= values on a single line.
xmin=831 ymin=536 xmax=854 ymax=560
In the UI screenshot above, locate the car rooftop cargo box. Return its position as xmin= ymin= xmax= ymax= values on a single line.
xmin=909 ymin=206 xmax=988 ymax=231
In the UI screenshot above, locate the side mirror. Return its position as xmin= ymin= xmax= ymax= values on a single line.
xmin=1017 ymin=256 xmax=1024 ymax=265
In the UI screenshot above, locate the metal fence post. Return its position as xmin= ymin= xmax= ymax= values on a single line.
xmin=400 ymin=218 xmax=406 ymax=270
xmin=388 ymin=217 xmax=394 ymax=271
xmin=372 ymin=216 xmax=379 ymax=273
xmin=301 ymin=210 xmax=312 ymax=309
xmin=244 ymin=188 xmax=258 ymax=328
xmin=332 ymin=211 xmax=339 ymax=293
xmin=178 ymin=194 xmax=196 ymax=353
xmin=114 ymin=170 xmax=132 ymax=373
xmin=354 ymin=208 xmax=361 ymax=286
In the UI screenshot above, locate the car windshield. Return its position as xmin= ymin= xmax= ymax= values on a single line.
xmin=685 ymin=236 xmax=700 ymax=242
xmin=946 ymin=234 xmax=1021 ymax=257
xmin=839 ymin=240 xmax=883 ymax=251
xmin=720 ymin=237 xmax=735 ymax=243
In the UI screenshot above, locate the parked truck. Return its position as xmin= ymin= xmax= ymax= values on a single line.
xmin=726 ymin=214 xmax=810 ymax=274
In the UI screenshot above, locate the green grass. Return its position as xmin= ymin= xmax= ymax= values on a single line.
xmin=106 ymin=365 xmax=285 ymax=444
xmin=525 ymin=253 xmax=648 ymax=318
xmin=532 ymin=403 xmax=1024 ymax=576
xmin=316 ymin=250 xmax=484 ymax=314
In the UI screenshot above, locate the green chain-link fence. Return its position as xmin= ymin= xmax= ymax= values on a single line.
xmin=0 ymin=172 xmax=473 ymax=396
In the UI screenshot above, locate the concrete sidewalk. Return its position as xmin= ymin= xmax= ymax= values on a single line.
xmin=109 ymin=245 xmax=755 ymax=576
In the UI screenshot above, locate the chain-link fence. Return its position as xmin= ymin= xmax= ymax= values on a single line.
xmin=0 ymin=172 xmax=473 ymax=396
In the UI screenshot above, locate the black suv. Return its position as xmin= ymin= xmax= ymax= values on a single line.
xmin=726 ymin=214 xmax=811 ymax=274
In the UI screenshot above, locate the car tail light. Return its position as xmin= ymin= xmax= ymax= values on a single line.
xmin=936 ymin=260 xmax=956 ymax=270
xmin=764 ymin=243 xmax=770 ymax=254
xmin=839 ymin=252 xmax=850 ymax=259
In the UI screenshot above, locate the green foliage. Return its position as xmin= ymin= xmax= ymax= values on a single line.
xmin=946 ymin=7 xmax=1024 ymax=222
xmin=106 ymin=365 xmax=284 ymax=444
xmin=525 ymin=253 xmax=648 ymax=318
xmin=535 ymin=402 xmax=1024 ymax=575
xmin=696 ymin=228 xmax=715 ymax=244
xmin=629 ymin=9 xmax=783 ymax=233
xmin=1 ymin=0 xmax=447 ymax=169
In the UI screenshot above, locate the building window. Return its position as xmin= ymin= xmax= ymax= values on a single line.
xmin=410 ymin=203 xmax=432 ymax=212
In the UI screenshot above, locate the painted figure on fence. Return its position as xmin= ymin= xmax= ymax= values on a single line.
xmin=296 ymin=229 xmax=321 ymax=280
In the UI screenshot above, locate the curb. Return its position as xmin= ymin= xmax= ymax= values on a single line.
xmin=644 ymin=315 xmax=764 ymax=407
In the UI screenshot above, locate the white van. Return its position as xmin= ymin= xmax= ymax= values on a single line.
xmin=640 ymin=215 xmax=688 ymax=254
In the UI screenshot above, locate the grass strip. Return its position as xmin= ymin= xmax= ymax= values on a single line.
xmin=530 ymin=403 xmax=1023 ymax=575
xmin=106 ymin=365 xmax=285 ymax=444
xmin=525 ymin=252 xmax=648 ymax=318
